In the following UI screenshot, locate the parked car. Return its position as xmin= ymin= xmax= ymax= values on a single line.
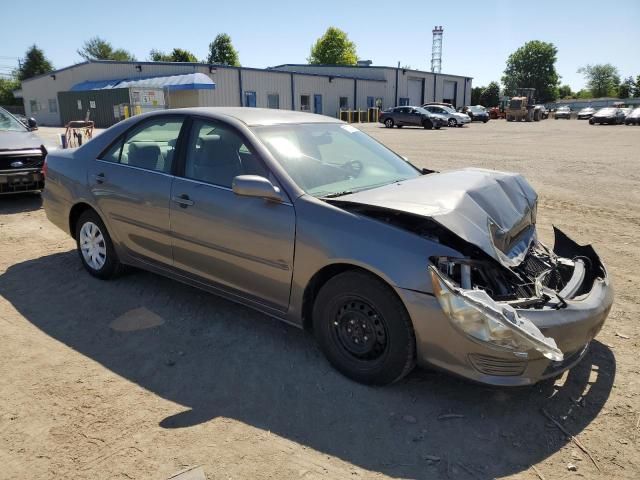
xmin=554 ymin=106 xmax=571 ymax=119
xmin=379 ymin=106 xmax=446 ymax=129
xmin=462 ymin=105 xmax=489 ymax=123
xmin=620 ymin=107 xmax=632 ymax=118
xmin=422 ymin=102 xmax=455 ymax=110
xmin=535 ymin=105 xmax=549 ymax=119
xmin=42 ymin=107 xmax=613 ymax=386
xmin=577 ymin=107 xmax=596 ymax=120
xmin=589 ymin=107 xmax=625 ymax=125
xmin=422 ymin=104 xmax=471 ymax=127
xmin=0 ymin=107 xmax=48 ymax=194
xmin=624 ymin=107 xmax=640 ymax=125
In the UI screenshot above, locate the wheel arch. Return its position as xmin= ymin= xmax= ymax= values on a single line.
xmin=301 ymin=262 xmax=402 ymax=332
xmin=68 ymin=202 xmax=100 ymax=240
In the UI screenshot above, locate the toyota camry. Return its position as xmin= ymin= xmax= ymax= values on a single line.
xmin=42 ymin=108 xmax=613 ymax=386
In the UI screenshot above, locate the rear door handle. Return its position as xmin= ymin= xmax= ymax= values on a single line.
xmin=172 ymin=194 xmax=194 ymax=208
xmin=93 ymin=172 xmax=105 ymax=184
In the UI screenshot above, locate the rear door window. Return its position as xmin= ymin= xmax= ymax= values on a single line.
xmin=99 ymin=116 xmax=184 ymax=174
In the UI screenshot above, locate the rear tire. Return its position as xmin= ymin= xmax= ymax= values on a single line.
xmin=312 ymin=271 xmax=416 ymax=385
xmin=75 ymin=209 xmax=122 ymax=280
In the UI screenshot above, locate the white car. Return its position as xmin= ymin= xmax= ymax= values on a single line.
xmin=422 ymin=105 xmax=471 ymax=127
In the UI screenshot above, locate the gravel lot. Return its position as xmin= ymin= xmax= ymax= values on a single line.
xmin=1 ymin=120 xmax=638 ymax=479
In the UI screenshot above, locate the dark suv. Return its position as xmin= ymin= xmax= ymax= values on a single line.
xmin=379 ymin=106 xmax=445 ymax=129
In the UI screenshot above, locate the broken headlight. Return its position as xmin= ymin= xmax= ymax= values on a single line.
xmin=429 ymin=264 xmax=563 ymax=361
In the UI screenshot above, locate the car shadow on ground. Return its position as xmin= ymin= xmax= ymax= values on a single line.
xmin=0 ymin=251 xmax=616 ymax=479
xmin=0 ymin=192 xmax=42 ymax=214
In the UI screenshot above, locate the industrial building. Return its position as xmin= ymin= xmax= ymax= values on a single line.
xmin=20 ymin=60 xmax=472 ymax=127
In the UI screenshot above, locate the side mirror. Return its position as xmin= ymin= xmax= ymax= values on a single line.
xmin=232 ymin=175 xmax=282 ymax=202
xmin=27 ymin=117 xmax=38 ymax=130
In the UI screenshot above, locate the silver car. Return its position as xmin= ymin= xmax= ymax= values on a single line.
xmin=43 ymin=108 xmax=613 ymax=386
xmin=422 ymin=105 xmax=471 ymax=127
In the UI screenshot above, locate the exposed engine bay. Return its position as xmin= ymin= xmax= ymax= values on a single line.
xmin=333 ymin=202 xmax=606 ymax=309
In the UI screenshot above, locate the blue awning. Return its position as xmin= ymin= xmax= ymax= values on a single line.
xmin=70 ymin=72 xmax=215 ymax=92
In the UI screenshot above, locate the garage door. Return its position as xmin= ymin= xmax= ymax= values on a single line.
xmin=408 ymin=78 xmax=422 ymax=106
xmin=443 ymin=81 xmax=457 ymax=105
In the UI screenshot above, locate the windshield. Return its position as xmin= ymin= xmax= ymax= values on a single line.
xmin=253 ymin=123 xmax=420 ymax=198
xmin=597 ymin=108 xmax=616 ymax=115
xmin=414 ymin=107 xmax=430 ymax=114
xmin=468 ymin=106 xmax=485 ymax=113
xmin=442 ymin=106 xmax=456 ymax=113
xmin=631 ymin=108 xmax=640 ymax=118
xmin=0 ymin=109 xmax=27 ymax=132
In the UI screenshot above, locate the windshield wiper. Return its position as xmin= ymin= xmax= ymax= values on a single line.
xmin=322 ymin=190 xmax=354 ymax=198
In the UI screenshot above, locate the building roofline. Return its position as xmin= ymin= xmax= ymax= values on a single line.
xmin=22 ymin=59 xmax=387 ymax=85
xmin=270 ymin=63 xmax=473 ymax=80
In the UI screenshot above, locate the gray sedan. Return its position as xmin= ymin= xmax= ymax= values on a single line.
xmin=43 ymin=108 xmax=613 ymax=386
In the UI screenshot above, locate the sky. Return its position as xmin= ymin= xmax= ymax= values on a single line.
xmin=2 ymin=0 xmax=639 ymax=91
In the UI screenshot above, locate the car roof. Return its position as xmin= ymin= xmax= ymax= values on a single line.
xmin=147 ymin=107 xmax=344 ymax=126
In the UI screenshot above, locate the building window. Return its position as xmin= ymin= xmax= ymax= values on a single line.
xmin=29 ymin=100 xmax=39 ymax=113
xmin=244 ymin=91 xmax=256 ymax=107
xmin=267 ymin=93 xmax=279 ymax=109
xmin=367 ymin=96 xmax=374 ymax=108
xmin=300 ymin=95 xmax=310 ymax=111
xmin=339 ymin=96 xmax=349 ymax=110
xmin=399 ymin=97 xmax=410 ymax=106
xmin=48 ymin=99 xmax=57 ymax=113
xmin=77 ymin=99 xmax=83 ymax=110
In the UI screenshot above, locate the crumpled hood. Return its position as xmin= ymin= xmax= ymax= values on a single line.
xmin=337 ymin=168 xmax=538 ymax=266
xmin=0 ymin=130 xmax=45 ymax=151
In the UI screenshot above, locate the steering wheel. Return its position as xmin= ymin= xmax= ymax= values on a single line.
xmin=341 ymin=160 xmax=364 ymax=178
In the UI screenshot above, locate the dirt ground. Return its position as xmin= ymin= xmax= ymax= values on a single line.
xmin=1 ymin=120 xmax=638 ymax=480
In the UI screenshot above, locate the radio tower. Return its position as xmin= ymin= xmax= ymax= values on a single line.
xmin=431 ymin=26 xmax=443 ymax=73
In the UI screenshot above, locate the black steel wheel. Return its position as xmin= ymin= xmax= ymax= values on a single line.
xmin=312 ymin=271 xmax=416 ymax=385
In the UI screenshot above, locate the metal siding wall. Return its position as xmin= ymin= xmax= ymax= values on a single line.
xmin=241 ymin=70 xmax=292 ymax=109
xmin=58 ymin=88 xmax=130 ymax=128
xmin=294 ymin=76 xmax=353 ymax=117
xmin=272 ymin=65 xmax=386 ymax=80
xmin=356 ymin=81 xmax=387 ymax=110
xmin=167 ymin=90 xmax=200 ymax=108
xmin=197 ymin=68 xmax=240 ymax=106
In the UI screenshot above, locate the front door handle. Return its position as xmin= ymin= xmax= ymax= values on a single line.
xmin=172 ymin=194 xmax=194 ymax=208
xmin=93 ymin=172 xmax=105 ymax=184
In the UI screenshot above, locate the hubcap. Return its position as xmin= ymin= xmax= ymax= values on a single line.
xmin=79 ymin=221 xmax=107 ymax=270
xmin=333 ymin=300 xmax=387 ymax=360
xmin=448 ymin=118 xmax=457 ymax=127
xmin=385 ymin=120 xmax=393 ymax=127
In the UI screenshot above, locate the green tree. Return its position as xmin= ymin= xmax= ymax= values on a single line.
xmin=634 ymin=75 xmax=640 ymax=97
xmin=308 ymin=27 xmax=358 ymax=65
xmin=618 ymin=76 xmax=635 ymax=98
xmin=17 ymin=45 xmax=53 ymax=81
xmin=78 ymin=37 xmax=135 ymax=61
xmin=480 ymin=81 xmax=500 ymax=107
xmin=150 ymin=48 xmax=198 ymax=62
xmin=575 ymin=89 xmax=592 ymax=99
xmin=0 ymin=77 xmax=22 ymax=105
xmin=558 ymin=84 xmax=573 ymax=99
xmin=470 ymin=86 xmax=483 ymax=105
xmin=207 ymin=34 xmax=240 ymax=66
xmin=502 ymin=40 xmax=560 ymax=102
xmin=577 ymin=64 xmax=620 ymax=97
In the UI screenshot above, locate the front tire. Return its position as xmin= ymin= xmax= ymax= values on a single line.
xmin=384 ymin=118 xmax=394 ymax=128
xmin=448 ymin=118 xmax=457 ymax=127
xmin=312 ymin=271 xmax=416 ymax=385
xmin=422 ymin=119 xmax=433 ymax=130
xmin=75 ymin=209 xmax=122 ymax=279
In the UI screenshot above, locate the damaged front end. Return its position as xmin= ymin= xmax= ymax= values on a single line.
xmin=428 ymin=226 xmax=612 ymax=372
